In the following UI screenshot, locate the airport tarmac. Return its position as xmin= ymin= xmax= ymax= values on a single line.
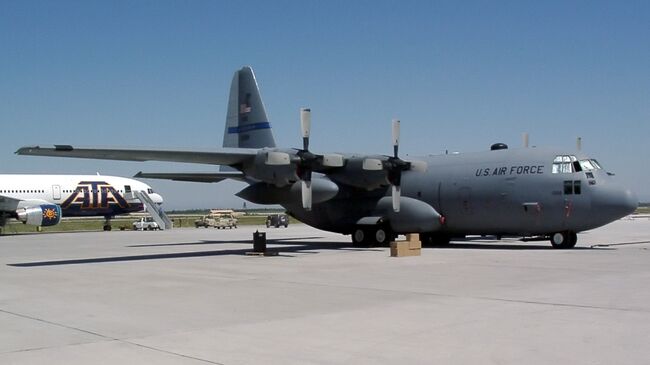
xmin=1 ymin=219 xmax=650 ymax=365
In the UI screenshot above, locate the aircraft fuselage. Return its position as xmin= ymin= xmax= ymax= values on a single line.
xmin=286 ymin=147 xmax=637 ymax=237
xmin=0 ymin=175 xmax=162 ymax=219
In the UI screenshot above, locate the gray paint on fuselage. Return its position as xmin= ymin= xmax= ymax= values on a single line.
xmin=286 ymin=147 xmax=634 ymax=236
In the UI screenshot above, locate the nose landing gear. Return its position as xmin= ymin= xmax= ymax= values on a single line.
xmin=550 ymin=231 xmax=577 ymax=249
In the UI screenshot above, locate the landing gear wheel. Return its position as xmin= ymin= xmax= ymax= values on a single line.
xmin=373 ymin=226 xmax=391 ymax=246
xmin=352 ymin=226 xmax=392 ymax=246
xmin=352 ymin=228 xmax=367 ymax=246
xmin=550 ymin=231 xmax=577 ymax=249
xmin=103 ymin=216 xmax=113 ymax=232
xmin=567 ymin=231 xmax=577 ymax=248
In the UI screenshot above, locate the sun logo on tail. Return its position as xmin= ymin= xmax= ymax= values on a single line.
xmin=43 ymin=208 xmax=58 ymax=220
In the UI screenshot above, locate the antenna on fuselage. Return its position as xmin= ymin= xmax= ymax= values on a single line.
xmin=522 ymin=133 xmax=529 ymax=148
xmin=576 ymin=137 xmax=582 ymax=151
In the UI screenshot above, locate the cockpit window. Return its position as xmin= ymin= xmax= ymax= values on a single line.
xmin=579 ymin=160 xmax=595 ymax=171
xmin=552 ymin=155 xmax=578 ymax=174
xmin=553 ymin=155 xmax=602 ymax=174
xmin=590 ymin=159 xmax=602 ymax=169
xmin=578 ymin=159 xmax=602 ymax=171
xmin=147 ymin=188 xmax=154 ymax=194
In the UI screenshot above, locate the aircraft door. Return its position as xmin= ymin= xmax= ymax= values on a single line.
xmin=52 ymin=185 xmax=61 ymax=200
xmin=124 ymin=185 xmax=133 ymax=200
xmin=561 ymin=179 xmax=590 ymax=228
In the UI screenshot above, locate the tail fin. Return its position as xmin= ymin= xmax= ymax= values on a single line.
xmin=222 ymin=66 xmax=276 ymax=149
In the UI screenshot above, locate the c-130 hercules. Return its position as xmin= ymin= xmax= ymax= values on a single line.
xmin=17 ymin=67 xmax=638 ymax=248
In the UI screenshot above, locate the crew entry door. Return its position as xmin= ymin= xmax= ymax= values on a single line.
xmin=124 ymin=185 xmax=133 ymax=200
xmin=52 ymin=185 xmax=61 ymax=200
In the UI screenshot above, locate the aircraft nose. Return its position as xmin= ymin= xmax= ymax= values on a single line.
xmin=592 ymin=185 xmax=638 ymax=221
xmin=151 ymin=193 xmax=164 ymax=204
xmin=622 ymin=188 xmax=638 ymax=215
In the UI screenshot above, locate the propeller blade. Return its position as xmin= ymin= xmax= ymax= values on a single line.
xmin=362 ymin=158 xmax=383 ymax=171
xmin=300 ymin=108 xmax=311 ymax=151
xmin=301 ymin=180 xmax=312 ymax=210
xmin=392 ymin=119 xmax=400 ymax=158
xmin=323 ymin=153 xmax=344 ymax=167
xmin=266 ymin=151 xmax=291 ymax=165
xmin=392 ymin=185 xmax=401 ymax=212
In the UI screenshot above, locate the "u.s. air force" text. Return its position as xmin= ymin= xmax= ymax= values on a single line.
xmin=475 ymin=165 xmax=544 ymax=177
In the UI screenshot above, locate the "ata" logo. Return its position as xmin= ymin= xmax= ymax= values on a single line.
xmin=61 ymin=181 xmax=130 ymax=209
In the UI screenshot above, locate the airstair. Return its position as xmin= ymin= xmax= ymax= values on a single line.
xmin=134 ymin=190 xmax=173 ymax=230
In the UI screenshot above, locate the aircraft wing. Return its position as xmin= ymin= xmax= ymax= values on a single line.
xmin=0 ymin=194 xmax=21 ymax=211
xmin=134 ymin=171 xmax=246 ymax=183
xmin=15 ymin=145 xmax=259 ymax=166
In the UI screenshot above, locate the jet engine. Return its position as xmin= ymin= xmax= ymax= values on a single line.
xmin=16 ymin=204 xmax=62 ymax=227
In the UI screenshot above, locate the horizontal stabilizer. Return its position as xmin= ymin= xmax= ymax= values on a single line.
xmin=16 ymin=146 xmax=258 ymax=166
xmin=134 ymin=171 xmax=245 ymax=183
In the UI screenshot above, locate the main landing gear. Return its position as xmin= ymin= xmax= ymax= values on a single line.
xmin=103 ymin=216 xmax=113 ymax=231
xmin=550 ymin=231 xmax=577 ymax=249
xmin=351 ymin=225 xmax=393 ymax=246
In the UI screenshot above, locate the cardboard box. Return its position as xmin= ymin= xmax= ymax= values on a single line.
xmin=390 ymin=240 xmax=421 ymax=257
xmin=402 ymin=234 xmax=421 ymax=249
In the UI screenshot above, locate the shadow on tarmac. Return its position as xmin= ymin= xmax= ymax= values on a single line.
xmin=8 ymin=239 xmax=379 ymax=267
xmin=429 ymin=242 xmax=606 ymax=250
xmin=8 ymin=236 xmax=616 ymax=268
xmin=127 ymin=236 xmax=327 ymax=248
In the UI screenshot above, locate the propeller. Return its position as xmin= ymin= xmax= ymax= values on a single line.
xmin=386 ymin=119 xmax=411 ymax=212
xmin=297 ymin=108 xmax=316 ymax=210
xmin=263 ymin=107 xmax=344 ymax=210
xmin=301 ymin=108 xmax=311 ymax=151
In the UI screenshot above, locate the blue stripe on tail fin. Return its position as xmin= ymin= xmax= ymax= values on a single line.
xmin=222 ymin=66 xmax=276 ymax=149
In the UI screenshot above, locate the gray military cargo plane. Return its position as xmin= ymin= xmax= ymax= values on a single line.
xmin=16 ymin=66 xmax=638 ymax=248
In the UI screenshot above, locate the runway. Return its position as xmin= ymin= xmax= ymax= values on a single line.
xmin=1 ymin=219 xmax=650 ymax=364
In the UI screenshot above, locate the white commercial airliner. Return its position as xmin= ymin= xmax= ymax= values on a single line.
xmin=0 ymin=174 xmax=163 ymax=231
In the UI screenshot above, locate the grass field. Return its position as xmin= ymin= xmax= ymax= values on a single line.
xmin=637 ymin=206 xmax=650 ymax=214
xmin=2 ymin=207 xmax=647 ymax=235
xmin=1 ymin=215 xmax=277 ymax=235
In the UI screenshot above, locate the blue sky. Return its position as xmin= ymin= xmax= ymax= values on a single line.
xmin=1 ymin=0 xmax=648 ymax=209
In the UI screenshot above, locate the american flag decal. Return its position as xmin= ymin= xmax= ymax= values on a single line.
xmin=240 ymin=104 xmax=251 ymax=114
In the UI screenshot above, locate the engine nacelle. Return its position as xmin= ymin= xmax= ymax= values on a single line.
xmin=327 ymin=157 xmax=390 ymax=190
xmin=374 ymin=196 xmax=442 ymax=233
xmin=16 ymin=204 xmax=62 ymax=227
xmin=239 ymin=150 xmax=299 ymax=187
xmin=236 ymin=178 xmax=339 ymax=205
